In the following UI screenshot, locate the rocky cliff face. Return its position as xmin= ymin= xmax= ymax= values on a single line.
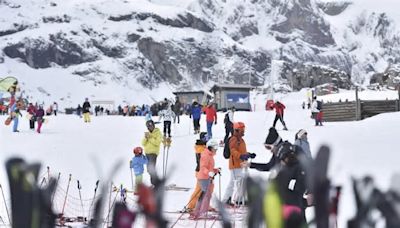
xmin=0 ymin=0 xmax=399 ymax=104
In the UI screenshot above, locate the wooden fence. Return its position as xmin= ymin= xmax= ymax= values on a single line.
xmin=322 ymin=88 xmax=400 ymax=122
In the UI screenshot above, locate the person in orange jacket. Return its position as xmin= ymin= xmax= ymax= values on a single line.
xmin=184 ymin=132 xmax=209 ymax=212
xmin=222 ymin=122 xmax=248 ymax=205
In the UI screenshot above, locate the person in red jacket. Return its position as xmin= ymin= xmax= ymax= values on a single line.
xmin=26 ymin=103 xmax=37 ymax=130
xmin=203 ymin=101 xmax=217 ymax=139
xmin=272 ymin=101 xmax=288 ymax=130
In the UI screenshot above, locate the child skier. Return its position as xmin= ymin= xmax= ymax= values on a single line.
xmin=183 ymin=132 xmax=208 ymax=213
xmin=130 ymin=147 xmax=148 ymax=192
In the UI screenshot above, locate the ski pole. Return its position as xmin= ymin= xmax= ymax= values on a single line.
xmin=0 ymin=184 xmax=11 ymax=225
xmin=88 ymin=180 xmax=100 ymax=220
xmin=219 ymin=172 xmax=222 ymax=201
xmin=162 ymin=144 xmax=166 ymax=178
xmin=129 ymin=161 xmax=134 ymax=191
xmin=51 ymin=172 xmax=61 ymax=205
xmin=61 ymin=174 xmax=72 ymax=216
xmin=106 ymin=182 xmax=113 ymax=227
xmin=165 ymin=145 xmax=171 ymax=177
xmin=77 ymin=180 xmax=84 ymax=217
xmin=39 ymin=176 xmax=47 ymax=188
xmin=170 ymin=189 xmax=203 ymax=228
xmin=47 ymin=166 xmax=50 ymax=184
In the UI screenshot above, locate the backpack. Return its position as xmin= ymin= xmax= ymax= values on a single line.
xmin=223 ymin=136 xmax=232 ymax=159
xmin=316 ymin=100 xmax=322 ymax=111
xmin=224 ymin=113 xmax=230 ymax=124
xmin=223 ymin=136 xmax=240 ymax=159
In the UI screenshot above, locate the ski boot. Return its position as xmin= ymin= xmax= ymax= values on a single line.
xmin=163 ymin=137 xmax=172 ymax=147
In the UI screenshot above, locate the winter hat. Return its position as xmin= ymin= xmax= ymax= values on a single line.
xmin=265 ymin=127 xmax=282 ymax=145
xmin=133 ymin=147 xmax=143 ymax=155
xmin=296 ymin=129 xmax=307 ymax=139
xmin=199 ymin=132 xmax=208 ymax=143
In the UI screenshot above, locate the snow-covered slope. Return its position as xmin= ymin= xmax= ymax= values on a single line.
xmin=1 ymin=0 xmax=400 ymax=107
xmin=1 ymin=90 xmax=399 ymax=227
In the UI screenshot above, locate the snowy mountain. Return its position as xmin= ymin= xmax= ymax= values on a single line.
xmin=1 ymin=0 xmax=400 ymax=106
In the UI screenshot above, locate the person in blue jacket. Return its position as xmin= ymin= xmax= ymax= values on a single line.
xmin=190 ymin=101 xmax=202 ymax=134
xmin=130 ymin=147 xmax=148 ymax=191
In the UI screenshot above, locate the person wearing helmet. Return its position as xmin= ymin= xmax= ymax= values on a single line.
xmin=272 ymin=141 xmax=309 ymax=226
xmin=223 ymin=121 xmax=248 ymax=206
xmin=191 ymin=138 xmax=220 ymax=218
xmin=82 ymin=97 xmax=91 ymax=123
xmin=142 ymin=120 xmax=163 ymax=186
xmin=184 ymin=132 xmax=209 ymax=212
xmin=130 ymin=147 xmax=148 ymax=192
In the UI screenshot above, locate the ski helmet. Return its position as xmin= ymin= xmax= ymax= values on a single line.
xmin=233 ymin=122 xmax=245 ymax=131
xmin=206 ymin=139 xmax=219 ymax=151
xmin=199 ymin=132 xmax=208 ymax=143
xmin=133 ymin=147 xmax=143 ymax=155
xmin=276 ymin=141 xmax=298 ymax=164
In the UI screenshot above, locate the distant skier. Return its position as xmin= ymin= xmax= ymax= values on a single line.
xmin=82 ymin=98 xmax=91 ymax=123
xmin=27 ymin=103 xmax=37 ymax=130
xmin=10 ymin=101 xmax=22 ymax=132
xmin=130 ymin=147 xmax=148 ymax=192
xmin=141 ymin=120 xmax=163 ymax=186
xmin=190 ymin=101 xmax=202 ymax=134
xmin=311 ymin=96 xmax=323 ymax=126
xmin=173 ymin=96 xmax=182 ymax=124
xmin=272 ymin=101 xmax=288 ymax=130
xmin=36 ymin=105 xmax=45 ymax=134
xmin=76 ymin=104 xmax=82 ymax=118
xmin=203 ymin=101 xmax=217 ymax=139
xmin=52 ymin=102 xmax=58 ymax=116
xmin=158 ymin=105 xmax=175 ymax=138
xmin=223 ymin=106 xmax=235 ymax=144
xmin=294 ymin=129 xmax=312 ymax=159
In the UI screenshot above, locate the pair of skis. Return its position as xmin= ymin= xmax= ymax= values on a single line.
xmin=162 ymin=137 xmax=172 ymax=178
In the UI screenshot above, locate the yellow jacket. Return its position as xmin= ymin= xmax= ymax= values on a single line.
xmin=141 ymin=128 xmax=163 ymax=155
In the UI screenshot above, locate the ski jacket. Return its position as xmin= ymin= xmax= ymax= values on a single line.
xmin=294 ymin=139 xmax=312 ymax=159
xmin=191 ymin=104 xmax=202 ymax=120
xmin=250 ymin=154 xmax=279 ymax=172
xmin=272 ymin=102 xmax=285 ymax=116
xmin=27 ymin=105 xmax=37 ymax=115
xmin=141 ymin=128 xmax=163 ymax=155
xmin=311 ymin=100 xmax=319 ymax=113
xmin=197 ymin=148 xmax=216 ymax=180
xmin=275 ymin=162 xmax=307 ymax=209
xmin=228 ymin=133 xmax=247 ymax=170
xmin=158 ymin=108 xmax=175 ymax=122
xmin=173 ymin=101 xmax=181 ymax=114
xmin=82 ymin=101 xmax=91 ymax=113
xmin=195 ymin=144 xmax=206 ymax=172
xmin=204 ymin=105 xmax=217 ymax=123
xmin=131 ymin=155 xmax=148 ymax=175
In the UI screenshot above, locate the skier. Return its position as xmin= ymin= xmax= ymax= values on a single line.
xmin=27 ymin=103 xmax=37 ymax=130
xmin=36 ymin=105 xmax=45 ymax=134
xmin=273 ymin=141 xmax=309 ymax=227
xmin=173 ymin=96 xmax=181 ymax=124
xmin=311 ymin=96 xmax=323 ymax=126
xmin=184 ymin=132 xmax=208 ymax=213
xmin=222 ymin=122 xmax=248 ymax=206
xmin=191 ymin=139 xmax=220 ymax=218
xmin=190 ymin=101 xmax=202 ymax=134
xmin=76 ymin=104 xmax=82 ymax=118
xmin=52 ymin=102 xmax=58 ymax=116
xmin=203 ymin=101 xmax=217 ymax=139
xmin=82 ymin=98 xmax=91 ymax=123
xmin=141 ymin=120 xmax=163 ymax=186
xmin=223 ymin=106 xmax=235 ymax=144
xmin=294 ymin=129 xmax=312 ymax=159
xmin=10 ymin=101 xmax=22 ymax=132
xmin=272 ymin=101 xmax=288 ymax=130
xmin=130 ymin=147 xmax=148 ymax=192
xmin=158 ymin=105 xmax=175 ymax=138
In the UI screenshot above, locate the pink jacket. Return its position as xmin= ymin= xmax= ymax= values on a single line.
xmin=197 ymin=148 xmax=216 ymax=180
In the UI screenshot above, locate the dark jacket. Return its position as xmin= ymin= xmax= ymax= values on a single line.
xmin=82 ymin=101 xmax=91 ymax=113
xmin=275 ymin=162 xmax=307 ymax=209
xmin=250 ymin=154 xmax=279 ymax=171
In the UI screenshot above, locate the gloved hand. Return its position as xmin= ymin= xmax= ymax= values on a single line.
xmin=213 ymin=168 xmax=221 ymax=174
xmin=214 ymin=121 xmax=217 ymax=125
xmin=240 ymin=154 xmax=250 ymax=161
xmin=208 ymin=171 xmax=216 ymax=178
xmin=248 ymin=153 xmax=256 ymax=159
